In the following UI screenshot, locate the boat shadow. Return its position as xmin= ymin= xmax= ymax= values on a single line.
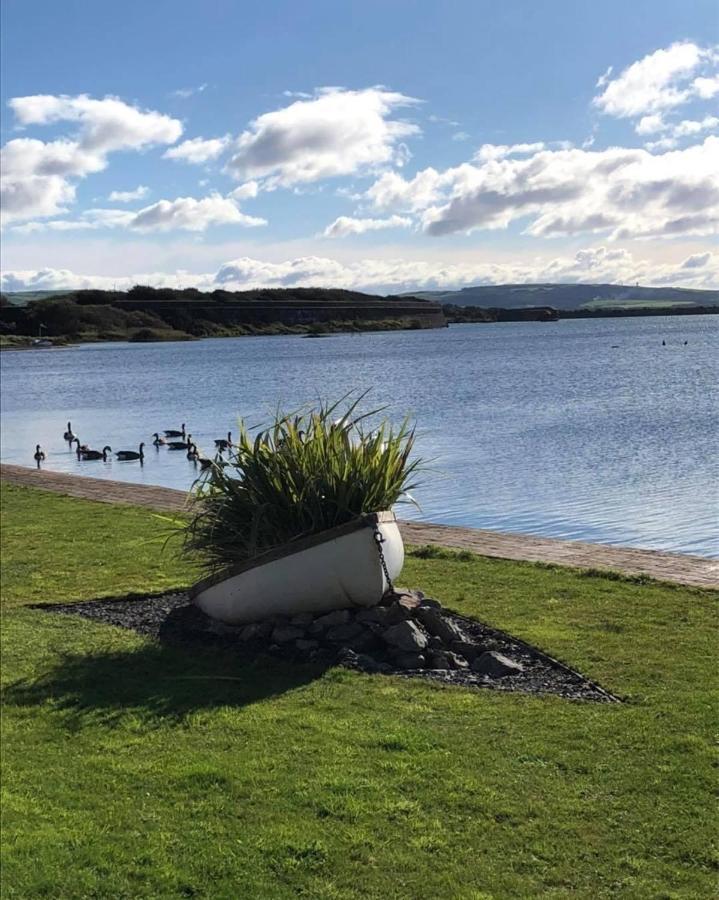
xmin=3 ymin=631 xmax=329 ymax=727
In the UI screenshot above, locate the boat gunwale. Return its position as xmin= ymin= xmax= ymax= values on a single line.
xmin=189 ymin=510 xmax=396 ymax=599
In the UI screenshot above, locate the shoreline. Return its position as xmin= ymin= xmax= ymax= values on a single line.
xmin=3 ymin=463 xmax=716 ymax=589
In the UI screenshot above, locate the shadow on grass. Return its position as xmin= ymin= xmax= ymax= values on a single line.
xmin=2 ymin=641 xmax=328 ymax=727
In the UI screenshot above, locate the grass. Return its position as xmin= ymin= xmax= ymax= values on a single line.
xmin=1 ymin=482 xmax=718 ymax=898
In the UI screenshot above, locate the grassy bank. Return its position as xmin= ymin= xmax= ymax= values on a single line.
xmin=1 ymin=483 xmax=717 ymax=898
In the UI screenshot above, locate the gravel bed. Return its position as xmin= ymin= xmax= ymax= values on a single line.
xmin=42 ymin=590 xmax=619 ymax=703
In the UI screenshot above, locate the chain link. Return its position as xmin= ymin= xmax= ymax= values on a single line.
xmin=371 ymin=522 xmax=394 ymax=596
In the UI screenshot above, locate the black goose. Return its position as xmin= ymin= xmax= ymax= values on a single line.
xmin=63 ymin=421 xmax=75 ymax=441
xmin=116 ymin=443 xmax=145 ymax=461
xmin=214 ymin=431 xmax=232 ymax=451
xmin=152 ymin=432 xmax=166 ymax=446
xmin=187 ymin=443 xmax=199 ymax=460
xmin=80 ymin=445 xmax=112 ymax=461
xmin=167 ymin=434 xmax=192 ymax=450
xmin=73 ymin=438 xmax=90 ymax=455
xmin=164 ymin=423 xmax=186 ymax=438
xmin=33 ymin=444 xmax=46 ymax=462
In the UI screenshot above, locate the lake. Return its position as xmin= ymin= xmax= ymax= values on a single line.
xmin=2 ymin=315 xmax=717 ymax=558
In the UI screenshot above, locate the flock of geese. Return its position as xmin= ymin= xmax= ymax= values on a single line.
xmin=33 ymin=422 xmax=233 ymax=470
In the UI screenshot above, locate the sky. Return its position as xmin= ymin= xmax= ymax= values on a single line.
xmin=1 ymin=0 xmax=718 ymax=293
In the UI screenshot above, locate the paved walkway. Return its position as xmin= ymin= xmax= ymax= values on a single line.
xmin=2 ymin=463 xmax=717 ymax=589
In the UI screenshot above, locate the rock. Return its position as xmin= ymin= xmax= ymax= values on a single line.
xmin=428 ymin=650 xmax=452 ymax=669
xmin=383 ymin=620 xmax=428 ymax=652
xmin=207 ymin=620 xmax=243 ymax=636
xmin=397 ymin=594 xmax=423 ymax=611
xmin=427 ymin=635 xmax=444 ymax=650
xmin=336 ymin=647 xmax=359 ymax=667
xmin=272 ymin=625 xmax=305 ymax=643
xmin=295 ymin=639 xmax=319 ymax=651
xmin=447 ymin=651 xmax=470 ymax=670
xmin=290 ymin=612 xmax=315 ymax=627
xmin=415 ymin=607 xmax=467 ymax=644
xmin=355 ymin=606 xmax=390 ymax=625
xmin=384 ymin=603 xmax=412 ymax=626
xmin=240 ymin=621 xmax=273 ymax=641
xmin=418 ymin=597 xmax=442 ymax=610
xmin=471 ymin=651 xmax=524 ymax=678
xmin=310 ymin=609 xmax=351 ymax=630
xmin=326 ymin=622 xmax=365 ymax=643
xmin=355 ymin=654 xmax=391 ymax=674
xmin=395 ymin=652 xmax=426 ymax=669
xmin=344 ymin=631 xmax=382 ymax=654
xmin=450 ymin=640 xmax=482 ymax=661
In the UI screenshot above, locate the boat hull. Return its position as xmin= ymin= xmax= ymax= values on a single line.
xmin=189 ymin=512 xmax=404 ymax=624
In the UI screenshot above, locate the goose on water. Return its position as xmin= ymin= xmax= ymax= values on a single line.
xmin=63 ymin=421 xmax=75 ymax=441
xmin=152 ymin=432 xmax=166 ymax=446
xmin=73 ymin=438 xmax=90 ymax=455
xmin=187 ymin=443 xmax=199 ymax=460
xmin=80 ymin=445 xmax=112 ymax=461
xmin=214 ymin=431 xmax=232 ymax=450
xmin=164 ymin=424 xmax=186 ymax=438
xmin=167 ymin=434 xmax=192 ymax=450
xmin=116 ymin=443 xmax=145 ymax=461
xmin=33 ymin=444 xmax=46 ymax=462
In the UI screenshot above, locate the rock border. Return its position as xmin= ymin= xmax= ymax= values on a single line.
xmin=40 ymin=588 xmax=620 ymax=703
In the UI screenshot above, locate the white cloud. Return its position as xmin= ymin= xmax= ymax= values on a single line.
xmin=163 ymin=135 xmax=230 ymax=164
xmin=129 ymin=194 xmax=266 ymax=232
xmin=2 ymin=94 xmax=182 ymax=224
xmin=228 ymin=181 xmax=259 ymax=201
xmin=592 ymin=41 xmax=715 ymax=118
xmin=364 ymin=138 xmax=719 ymax=241
xmin=108 ymin=185 xmax=149 ymax=202
xmin=172 ymin=83 xmax=208 ymax=99
xmin=3 ymin=247 xmax=718 ymax=294
xmin=451 ymin=131 xmax=470 ymax=142
xmin=225 ymin=87 xmax=420 ymax=188
xmin=692 ymin=75 xmax=719 ymax=99
xmin=321 ymin=215 xmax=412 ymax=238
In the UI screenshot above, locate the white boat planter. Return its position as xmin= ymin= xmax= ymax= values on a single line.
xmin=189 ymin=511 xmax=404 ymax=625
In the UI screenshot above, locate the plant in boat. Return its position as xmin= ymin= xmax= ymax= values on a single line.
xmin=183 ymin=395 xmax=421 ymax=574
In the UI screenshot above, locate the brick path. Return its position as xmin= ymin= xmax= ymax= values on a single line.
xmin=2 ymin=463 xmax=717 ymax=589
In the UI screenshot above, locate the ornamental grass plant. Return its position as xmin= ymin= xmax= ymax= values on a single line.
xmin=183 ymin=396 xmax=421 ymax=573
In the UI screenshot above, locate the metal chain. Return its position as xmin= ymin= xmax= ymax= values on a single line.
xmin=371 ymin=523 xmax=395 ymax=596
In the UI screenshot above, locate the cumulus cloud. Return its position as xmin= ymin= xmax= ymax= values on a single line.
xmin=1 ymin=94 xmax=182 ymax=224
xmin=3 ymin=248 xmax=717 ymax=295
xmin=163 ymin=135 xmax=230 ymax=164
xmin=11 ymin=195 xmax=266 ymax=234
xmin=108 ymin=185 xmax=149 ymax=202
xmin=321 ymin=214 xmax=412 ymax=238
xmin=593 ymin=41 xmax=716 ymax=118
xmin=363 ymin=138 xmax=719 ymax=240
xmin=225 ymin=87 xmax=420 ymax=188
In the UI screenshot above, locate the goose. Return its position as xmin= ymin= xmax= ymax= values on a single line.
xmin=80 ymin=445 xmax=112 ymax=461
xmin=187 ymin=443 xmax=199 ymax=460
xmin=63 ymin=421 xmax=75 ymax=441
xmin=167 ymin=434 xmax=192 ymax=450
xmin=116 ymin=443 xmax=145 ymax=461
xmin=33 ymin=444 xmax=46 ymax=462
xmin=214 ymin=431 xmax=232 ymax=451
xmin=152 ymin=432 xmax=166 ymax=446
xmin=73 ymin=438 xmax=90 ymax=455
xmin=164 ymin=423 xmax=186 ymax=438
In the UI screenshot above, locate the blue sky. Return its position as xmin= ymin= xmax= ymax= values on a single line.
xmin=1 ymin=0 xmax=717 ymax=292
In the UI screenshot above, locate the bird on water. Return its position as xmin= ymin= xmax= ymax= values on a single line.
xmin=164 ymin=424 xmax=186 ymax=438
xmin=33 ymin=444 xmax=46 ymax=463
xmin=63 ymin=421 xmax=75 ymax=441
xmin=79 ymin=446 xmax=112 ymax=461
xmin=152 ymin=432 xmax=167 ymax=446
xmin=116 ymin=443 xmax=145 ymax=461
xmin=215 ymin=431 xmax=232 ymax=450
xmin=167 ymin=434 xmax=192 ymax=450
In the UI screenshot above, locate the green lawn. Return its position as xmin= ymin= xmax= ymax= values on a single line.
xmin=1 ymin=483 xmax=717 ymax=899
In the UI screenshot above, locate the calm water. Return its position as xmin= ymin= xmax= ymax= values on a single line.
xmin=2 ymin=316 xmax=717 ymax=558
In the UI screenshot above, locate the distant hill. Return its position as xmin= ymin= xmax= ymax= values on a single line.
xmin=405 ymin=283 xmax=719 ymax=311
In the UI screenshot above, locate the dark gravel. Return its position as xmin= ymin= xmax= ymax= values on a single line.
xmin=42 ymin=591 xmax=619 ymax=703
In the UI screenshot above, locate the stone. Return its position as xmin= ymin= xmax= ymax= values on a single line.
xmin=383 ymin=620 xmax=428 ymax=651
xmin=415 ymin=607 xmax=467 ymax=644
xmin=344 ymin=631 xmax=382 ymax=654
xmin=326 ymin=622 xmax=365 ymax=643
xmin=295 ymin=639 xmax=319 ymax=651
xmin=447 ymin=651 xmax=470 ymax=670
xmin=395 ymin=652 xmax=426 ymax=670
xmin=384 ymin=603 xmax=412 ymax=626
xmin=336 ymin=647 xmax=359 ymax=667
xmin=240 ymin=621 xmax=273 ymax=641
xmin=355 ymin=653 xmax=391 ymax=674
xmin=472 ymin=651 xmax=524 ymax=678
xmin=427 ymin=635 xmax=444 ymax=650
xmin=355 ymin=606 xmax=390 ymax=625
xmin=290 ymin=612 xmax=315 ymax=627
xmin=450 ymin=640 xmax=482 ymax=661
xmin=207 ymin=620 xmax=243 ymax=636
xmin=311 ymin=609 xmax=351 ymax=629
xmin=418 ymin=597 xmax=442 ymax=610
xmin=272 ymin=625 xmax=305 ymax=643
xmin=428 ymin=650 xmax=452 ymax=669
